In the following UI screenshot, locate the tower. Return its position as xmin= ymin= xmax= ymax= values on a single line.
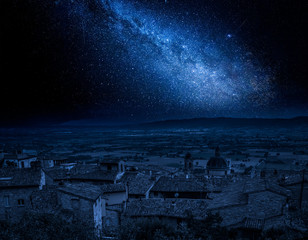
xmin=184 ymin=152 xmax=193 ymax=172
xmin=215 ymin=146 xmax=220 ymax=157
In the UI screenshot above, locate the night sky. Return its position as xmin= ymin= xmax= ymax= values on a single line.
xmin=1 ymin=0 xmax=307 ymax=125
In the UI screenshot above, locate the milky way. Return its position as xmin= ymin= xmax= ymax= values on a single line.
xmin=72 ymin=0 xmax=277 ymax=119
xmin=2 ymin=0 xmax=307 ymax=125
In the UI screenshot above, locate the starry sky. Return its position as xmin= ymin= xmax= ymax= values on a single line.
xmin=1 ymin=0 xmax=308 ymax=125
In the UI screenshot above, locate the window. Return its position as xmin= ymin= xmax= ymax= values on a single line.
xmin=4 ymin=196 xmax=9 ymax=207
xmin=107 ymin=165 xmax=112 ymax=171
xmin=105 ymin=217 xmax=111 ymax=226
xmin=18 ymin=199 xmax=24 ymax=206
xmin=5 ymin=210 xmax=10 ymax=220
xmin=21 ymin=161 xmax=25 ymax=168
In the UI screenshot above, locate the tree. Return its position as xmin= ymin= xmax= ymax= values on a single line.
xmin=186 ymin=211 xmax=228 ymax=240
xmin=0 ymin=211 xmax=96 ymax=240
xmin=119 ymin=217 xmax=175 ymax=240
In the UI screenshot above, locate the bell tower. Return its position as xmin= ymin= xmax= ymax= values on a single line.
xmin=184 ymin=152 xmax=193 ymax=172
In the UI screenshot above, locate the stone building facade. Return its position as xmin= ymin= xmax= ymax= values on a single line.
xmin=57 ymin=183 xmax=106 ymax=237
xmin=0 ymin=168 xmax=45 ymax=222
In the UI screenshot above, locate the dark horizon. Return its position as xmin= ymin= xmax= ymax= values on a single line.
xmin=1 ymin=115 xmax=308 ymax=129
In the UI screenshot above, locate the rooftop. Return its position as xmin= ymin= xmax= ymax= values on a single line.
xmin=100 ymin=183 xmax=126 ymax=193
xmin=151 ymin=176 xmax=207 ymax=193
xmin=125 ymin=198 xmax=208 ymax=220
xmin=71 ymin=170 xmax=118 ymax=182
xmin=243 ymin=178 xmax=291 ymax=197
xmin=44 ymin=168 xmax=70 ymax=181
xmin=279 ymin=171 xmax=308 ymax=185
xmin=120 ymin=172 xmax=155 ymax=195
xmin=0 ymin=168 xmax=41 ymax=187
xmin=58 ymin=183 xmax=102 ymax=201
xmin=44 ymin=165 xmax=117 ymax=182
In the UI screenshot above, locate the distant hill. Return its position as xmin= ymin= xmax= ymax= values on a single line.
xmin=137 ymin=117 xmax=308 ymax=129
xmin=28 ymin=116 xmax=308 ymax=129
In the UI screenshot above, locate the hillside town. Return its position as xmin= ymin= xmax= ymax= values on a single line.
xmin=0 ymin=127 xmax=308 ymax=240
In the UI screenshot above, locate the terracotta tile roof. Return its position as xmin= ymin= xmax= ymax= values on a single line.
xmin=279 ymin=172 xmax=308 ymax=185
xmin=243 ymin=178 xmax=267 ymax=193
xmin=71 ymin=170 xmax=118 ymax=182
xmin=243 ymin=178 xmax=291 ymax=197
xmin=207 ymin=181 xmax=247 ymax=209
xmin=151 ymin=176 xmax=207 ymax=193
xmin=100 ymin=183 xmax=126 ymax=193
xmin=44 ymin=165 xmax=119 ymax=182
xmin=125 ymin=198 xmax=208 ymax=219
xmin=44 ymin=168 xmax=70 ymax=180
xmin=119 ymin=172 xmax=155 ymax=195
xmin=207 ymin=191 xmax=247 ymax=210
xmin=44 ymin=165 xmax=100 ymax=181
xmin=209 ymin=180 xmax=287 ymax=227
xmin=58 ymin=183 xmax=102 ymax=201
xmin=0 ymin=168 xmax=41 ymax=187
xmin=119 ymin=171 xmax=139 ymax=183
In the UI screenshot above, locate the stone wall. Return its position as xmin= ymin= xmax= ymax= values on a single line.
xmin=93 ymin=197 xmax=106 ymax=236
xmin=0 ymin=187 xmax=38 ymax=222
xmin=104 ymin=191 xmax=127 ymax=205
xmin=57 ymin=191 xmax=94 ymax=225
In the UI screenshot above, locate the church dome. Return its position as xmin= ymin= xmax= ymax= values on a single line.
xmin=206 ymin=156 xmax=228 ymax=170
xmin=206 ymin=146 xmax=228 ymax=170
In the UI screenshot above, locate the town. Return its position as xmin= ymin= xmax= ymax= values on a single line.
xmin=0 ymin=125 xmax=307 ymax=239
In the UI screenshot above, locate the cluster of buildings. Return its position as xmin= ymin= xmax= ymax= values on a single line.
xmin=0 ymin=146 xmax=307 ymax=239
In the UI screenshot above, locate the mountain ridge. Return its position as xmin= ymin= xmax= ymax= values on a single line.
xmin=136 ymin=116 xmax=308 ymax=129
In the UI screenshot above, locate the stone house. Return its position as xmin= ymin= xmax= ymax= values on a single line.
xmin=30 ymin=186 xmax=59 ymax=213
xmin=57 ymin=183 xmax=106 ymax=237
xmin=37 ymin=154 xmax=54 ymax=168
xmin=150 ymin=176 xmax=208 ymax=199
xmin=0 ymin=168 xmax=45 ymax=222
xmin=100 ymin=184 xmax=127 ymax=231
xmin=98 ymin=158 xmax=125 ymax=174
xmin=100 ymin=183 xmax=127 ymax=206
xmin=206 ymin=178 xmax=291 ymax=238
xmin=3 ymin=153 xmax=37 ymax=169
xmin=278 ymin=171 xmax=308 ymax=209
